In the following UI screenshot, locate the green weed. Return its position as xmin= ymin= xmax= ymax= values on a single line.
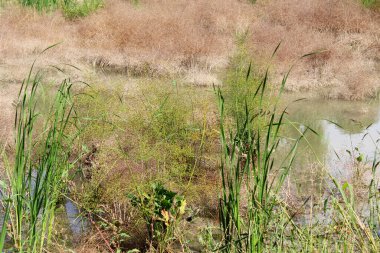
xmin=19 ymin=0 xmax=58 ymax=11
xmin=362 ymin=0 xmax=378 ymax=8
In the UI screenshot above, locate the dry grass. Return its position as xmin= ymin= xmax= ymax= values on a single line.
xmin=0 ymin=82 xmax=19 ymax=144
xmin=249 ymin=0 xmax=380 ymax=99
xmin=0 ymin=0 xmax=379 ymax=147
xmin=0 ymin=0 xmax=254 ymax=81
xmin=0 ymin=0 xmax=379 ymax=102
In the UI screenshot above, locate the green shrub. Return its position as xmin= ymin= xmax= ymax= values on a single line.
xmin=222 ymin=35 xmax=270 ymax=131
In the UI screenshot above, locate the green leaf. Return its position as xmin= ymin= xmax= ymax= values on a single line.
xmin=356 ymin=154 xmax=363 ymax=162
xmin=323 ymin=198 xmax=328 ymax=213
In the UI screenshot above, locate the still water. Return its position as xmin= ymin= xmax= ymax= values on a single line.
xmin=280 ymin=95 xmax=380 ymax=217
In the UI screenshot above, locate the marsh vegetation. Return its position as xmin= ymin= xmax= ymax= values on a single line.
xmin=0 ymin=0 xmax=380 ymax=252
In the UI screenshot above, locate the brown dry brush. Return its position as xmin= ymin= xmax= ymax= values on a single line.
xmin=1 ymin=0 xmax=379 ymax=99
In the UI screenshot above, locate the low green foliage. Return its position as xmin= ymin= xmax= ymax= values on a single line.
xmin=70 ymin=78 xmax=218 ymax=250
xmin=18 ymin=0 xmax=102 ymax=18
xmin=129 ymin=183 xmax=186 ymax=252
xmin=361 ymin=0 xmax=380 ymax=10
xmin=62 ymin=0 xmax=103 ymax=19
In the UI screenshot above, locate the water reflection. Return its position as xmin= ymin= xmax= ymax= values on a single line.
xmin=324 ymin=119 xmax=380 ymax=181
xmin=281 ymin=95 xmax=380 ymax=196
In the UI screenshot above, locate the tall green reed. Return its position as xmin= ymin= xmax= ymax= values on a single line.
xmin=1 ymin=65 xmax=75 ymax=252
xmin=216 ymin=58 xmax=305 ymax=252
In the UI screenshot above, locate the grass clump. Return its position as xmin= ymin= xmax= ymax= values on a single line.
xmin=217 ymin=61 xmax=304 ymax=251
xmin=0 ymin=66 xmax=76 ymax=252
xmin=19 ymin=0 xmax=58 ymax=11
xmin=362 ymin=0 xmax=379 ymax=8
xmin=18 ymin=0 xmax=103 ymax=18
xmin=62 ymin=0 xmax=103 ymax=19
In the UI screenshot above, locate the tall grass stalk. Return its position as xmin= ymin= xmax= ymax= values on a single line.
xmin=216 ymin=63 xmax=305 ymax=251
xmin=2 ymin=66 xmax=75 ymax=252
xmin=368 ymin=154 xmax=380 ymax=233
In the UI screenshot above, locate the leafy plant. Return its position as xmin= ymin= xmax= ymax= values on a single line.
xmin=128 ymin=183 xmax=186 ymax=252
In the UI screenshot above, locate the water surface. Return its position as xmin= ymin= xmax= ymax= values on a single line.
xmin=280 ymin=95 xmax=380 ymax=220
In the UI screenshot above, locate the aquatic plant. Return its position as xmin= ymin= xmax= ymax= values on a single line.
xmin=216 ymin=56 xmax=305 ymax=251
xmin=0 ymin=64 xmax=76 ymax=252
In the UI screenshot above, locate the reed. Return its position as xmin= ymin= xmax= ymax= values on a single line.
xmin=216 ymin=60 xmax=305 ymax=251
xmin=0 ymin=64 xmax=75 ymax=252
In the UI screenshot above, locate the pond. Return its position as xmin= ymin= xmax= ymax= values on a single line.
xmin=279 ymin=94 xmax=380 ymax=224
